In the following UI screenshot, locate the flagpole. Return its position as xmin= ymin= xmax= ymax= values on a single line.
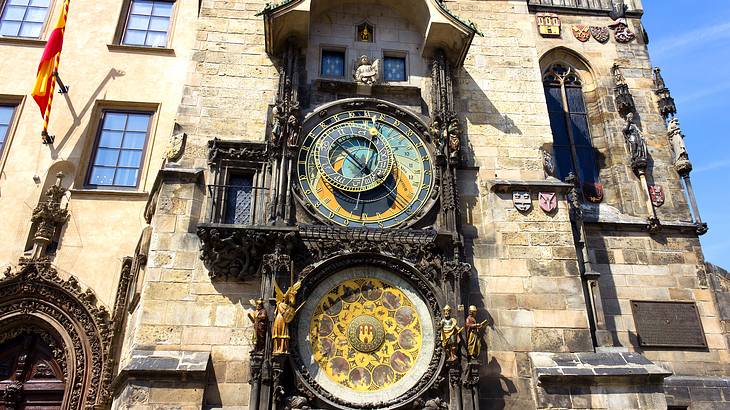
xmin=41 ymin=0 xmax=70 ymax=145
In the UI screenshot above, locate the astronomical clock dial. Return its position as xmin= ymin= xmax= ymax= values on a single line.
xmin=297 ymin=106 xmax=434 ymax=228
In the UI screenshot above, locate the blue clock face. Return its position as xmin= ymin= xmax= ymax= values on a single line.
xmin=298 ymin=108 xmax=434 ymax=228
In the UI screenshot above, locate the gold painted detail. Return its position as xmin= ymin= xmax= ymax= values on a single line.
xmin=310 ymin=278 xmax=422 ymax=392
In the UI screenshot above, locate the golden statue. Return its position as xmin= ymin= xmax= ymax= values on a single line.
xmin=272 ymin=280 xmax=302 ymax=356
xmin=360 ymin=26 xmax=370 ymax=42
xmin=465 ymin=305 xmax=486 ymax=360
xmin=439 ymin=305 xmax=461 ymax=362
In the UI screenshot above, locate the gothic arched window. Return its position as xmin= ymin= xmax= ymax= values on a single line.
xmin=543 ymin=63 xmax=598 ymax=184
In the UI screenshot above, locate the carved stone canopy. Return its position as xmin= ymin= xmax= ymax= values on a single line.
xmin=259 ymin=0 xmax=480 ymax=66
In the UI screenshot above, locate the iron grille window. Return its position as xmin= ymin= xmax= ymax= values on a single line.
xmin=122 ymin=0 xmax=174 ymax=47
xmin=321 ymin=50 xmax=345 ymax=78
xmin=224 ymin=174 xmax=254 ymax=225
xmin=87 ymin=111 xmax=151 ymax=188
xmin=383 ymin=56 xmax=406 ymax=82
xmin=0 ymin=105 xmax=15 ymax=156
xmin=0 ymin=0 xmax=50 ymax=38
xmin=543 ymin=63 xmax=598 ymax=184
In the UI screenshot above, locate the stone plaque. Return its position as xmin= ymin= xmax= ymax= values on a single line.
xmin=631 ymin=301 xmax=707 ymax=348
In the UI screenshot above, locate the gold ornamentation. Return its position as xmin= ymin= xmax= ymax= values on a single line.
xmin=273 ymin=281 xmax=302 ymax=356
xmin=309 ymin=278 xmax=422 ymax=392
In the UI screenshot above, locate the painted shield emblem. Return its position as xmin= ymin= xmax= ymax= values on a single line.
xmin=572 ymin=25 xmax=591 ymax=42
xmin=583 ymin=183 xmax=604 ymax=204
xmin=649 ymin=186 xmax=665 ymax=207
xmin=590 ymin=26 xmax=610 ymax=43
xmin=610 ymin=21 xmax=636 ymax=43
xmin=536 ymin=13 xmax=561 ymax=37
xmin=539 ymin=192 xmax=558 ymax=213
xmin=512 ymin=191 xmax=532 ymax=212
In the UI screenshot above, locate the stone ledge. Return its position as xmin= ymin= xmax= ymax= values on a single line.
xmin=582 ymin=203 xmax=701 ymax=232
xmin=530 ymin=352 xmax=671 ymax=385
xmin=487 ymin=178 xmax=573 ymax=193
xmin=111 ymin=350 xmax=210 ymax=392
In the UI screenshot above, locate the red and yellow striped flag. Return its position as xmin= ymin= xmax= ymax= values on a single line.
xmin=31 ymin=0 xmax=70 ymax=142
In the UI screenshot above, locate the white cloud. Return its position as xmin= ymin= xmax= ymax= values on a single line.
xmin=652 ymin=21 xmax=730 ymax=58
xmin=694 ymin=159 xmax=730 ymax=174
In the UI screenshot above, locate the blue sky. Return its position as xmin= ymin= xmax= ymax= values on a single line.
xmin=643 ymin=0 xmax=730 ymax=268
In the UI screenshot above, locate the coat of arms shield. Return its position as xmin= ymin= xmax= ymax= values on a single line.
xmin=572 ymin=25 xmax=591 ymax=42
xmin=590 ymin=26 xmax=610 ymax=43
xmin=539 ymin=192 xmax=558 ymax=213
xmin=536 ymin=13 xmax=561 ymax=37
xmin=583 ymin=183 xmax=604 ymax=204
xmin=513 ymin=191 xmax=532 ymax=212
xmin=649 ymin=185 xmax=665 ymax=207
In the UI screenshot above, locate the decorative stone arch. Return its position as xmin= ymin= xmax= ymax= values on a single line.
xmin=0 ymin=259 xmax=113 ymax=409
xmin=259 ymin=0 xmax=480 ymax=66
xmin=539 ymin=47 xmax=598 ymax=94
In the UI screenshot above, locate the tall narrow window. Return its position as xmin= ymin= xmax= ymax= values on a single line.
xmin=224 ymin=174 xmax=254 ymax=225
xmin=0 ymin=0 xmax=50 ymax=39
xmin=122 ymin=0 xmax=174 ymax=47
xmin=543 ymin=63 xmax=598 ymax=184
xmin=0 ymin=105 xmax=16 ymax=156
xmin=87 ymin=111 xmax=151 ymax=188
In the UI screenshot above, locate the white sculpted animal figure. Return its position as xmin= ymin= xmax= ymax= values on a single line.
xmin=354 ymin=55 xmax=379 ymax=85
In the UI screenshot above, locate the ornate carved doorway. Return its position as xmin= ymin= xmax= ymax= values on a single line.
xmin=0 ymin=330 xmax=65 ymax=409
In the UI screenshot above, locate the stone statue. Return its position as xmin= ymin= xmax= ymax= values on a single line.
xmin=248 ymin=298 xmax=269 ymax=352
xmin=271 ymin=104 xmax=283 ymax=146
xmin=447 ymin=118 xmax=461 ymax=161
xmin=611 ymin=63 xmax=627 ymax=87
xmin=653 ymin=67 xmax=666 ymax=90
xmin=354 ymin=55 xmax=379 ymax=85
xmin=465 ymin=306 xmax=486 ymax=360
xmin=623 ymin=112 xmax=648 ymax=171
xmin=165 ymin=123 xmax=186 ymax=162
xmin=413 ymin=397 xmax=448 ymax=410
xmin=286 ymin=112 xmax=301 ymax=148
xmin=430 ymin=119 xmax=444 ymax=157
xmin=668 ymin=118 xmax=689 ymax=163
xmin=272 ymin=281 xmax=302 ymax=355
xmin=439 ymin=305 xmax=460 ymax=362
xmin=283 ymin=395 xmax=311 ymax=410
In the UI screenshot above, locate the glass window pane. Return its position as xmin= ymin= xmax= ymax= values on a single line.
xmin=103 ymin=113 xmax=128 ymax=130
xmin=114 ymin=168 xmax=139 ymax=186
xmin=544 ymin=86 xmax=564 ymax=113
xmin=0 ymin=106 xmax=14 ymax=124
xmin=3 ymin=6 xmax=27 ymax=20
xmin=321 ymin=51 xmax=345 ymax=78
xmin=0 ymin=125 xmax=8 ymax=143
xmin=29 ymin=0 xmax=50 ymax=6
xmin=566 ymin=87 xmax=587 ymax=114
xmin=152 ymin=2 xmax=173 ymax=17
xmin=94 ymin=148 xmax=120 ymax=166
xmin=126 ymin=114 xmax=150 ymax=131
xmin=570 ymin=114 xmax=592 ymax=147
xmin=25 ymin=6 xmax=47 ymax=22
xmin=123 ymin=29 xmax=146 ymax=45
xmin=8 ymin=0 xmax=31 ymax=6
xmin=148 ymin=16 xmax=169 ymax=31
xmin=127 ymin=14 xmax=149 ymax=30
xmin=553 ymin=147 xmax=575 ymax=181
xmin=576 ymin=147 xmax=598 ymax=184
xmin=18 ymin=22 xmax=42 ymax=37
xmin=384 ymin=57 xmax=406 ymax=82
xmin=99 ymin=131 xmax=123 ymax=148
xmin=225 ymin=175 xmax=254 ymax=225
xmin=122 ymin=132 xmax=147 ymax=149
xmin=0 ymin=21 xmax=21 ymax=36
xmin=548 ymin=111 xmax=570 ymax=146
xmin=130 ymin=0 xmax=153 ymax=15
xmin=118 ymin=150 xmax=142 ymax=167
xmin=89 ymin=167 xmax=115 ymax=186
xmin=145 ymin=30 xmax=167 ymax=47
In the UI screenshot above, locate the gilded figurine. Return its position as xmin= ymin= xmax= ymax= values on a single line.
xmin=439 ymin=305 xmax=461 ymax=362
xmin=447 ymin=118 xmax=461 ymax=161
xmin=623 ymin=112 xmax=649 ymax=171
xmin=354 ymin=55 xmax=379 ymax=85
xmin=248 ymin=298 xmax=269 ymax=353
xmin=465 ymin=306 xmax=487 ymax=360
xmin=272 ymin=281 xmax=302 ymax=355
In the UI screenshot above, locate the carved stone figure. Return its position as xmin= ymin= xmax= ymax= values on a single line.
xmin=465 ymin=306 xmax=486 ymax=360
xmin=248 ymin=299 xmax=269 ymax=352
xmin=653 ymin=67 xmax=667 ymax=90
xmin=271 ymin=104 xmax=284 ymax=146
xmin=30 ymin=173 xmax=69 ymax=258
xmin=623 ymin=112 xmax=649 ymax=171
xmin=165 ymin=123 xmax=186 ymax=162
xmin=283 ymin=395 xmax=311 ymax=410
xmin=413 ymin=397 xmax=448 ymax=410
xmin=354 ymin=55 xmax=379 ymax=85
xmin=447 ymin=117 xmax=461 ymax=161
xmin=668 ymin=118 xmax=692 ymax=175
xmin=286 ymin=112 xmax=301 ymax=147
xmin=439 ymin=305 xmax=460 ymax=362
xmin=540 ymin=147 xmax=556 ymax=177
xmin=611 ymin=63 xmax=627 ymax=87
xmin=272 ymin=281 xmax=302 ymax=355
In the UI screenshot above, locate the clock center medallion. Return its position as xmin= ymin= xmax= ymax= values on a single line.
xmin=348 ymin=315 xmax=385 ymax=353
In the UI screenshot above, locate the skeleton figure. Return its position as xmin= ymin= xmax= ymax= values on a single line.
xmin=623 ymin=112 xmax=649 ymax=170
xmin=354 ymin=55 xmax=379 ymax=85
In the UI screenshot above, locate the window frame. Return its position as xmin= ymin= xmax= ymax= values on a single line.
xmin=319 ymin=46 xmax=347 ymax=80
xmin=0 ymin=0 xmax=54 ymax=40
xmin=221 ymin=170 xmax=256 ymax=226
xmin=543 ymin=63 xmax=599 ymax=185
xmin=0 ymin=103 xmax=17 ymax=158
xmin=115 ymin=0 xmax=177 ymax=49
xmin=84 ymin=108 xmax=154 ymax=190
xmin=0 ymin=95 xmax=23 ymax=174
